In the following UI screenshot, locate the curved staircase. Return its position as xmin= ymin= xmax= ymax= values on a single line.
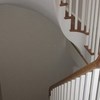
xmin=49 ymin=0 xmax=100 ymax=100
xmin=49 ymin=56 xmax=100 ymax=100
xmin=55 ymin=0 xmax=100 ymax=63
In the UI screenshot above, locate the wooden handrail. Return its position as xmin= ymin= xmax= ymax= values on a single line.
xmin=49 ymin=56 xmax=100 ymax=93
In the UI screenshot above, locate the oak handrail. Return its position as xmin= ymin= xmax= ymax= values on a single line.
xmin=49 ymin=56 xmax=100 ymax=93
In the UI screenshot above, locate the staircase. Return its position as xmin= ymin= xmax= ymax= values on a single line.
xmin=56 ymin=0 xmax=100 ymax=63
xmin=49 ymin=0 xmax=100 ymax=100
xmin=49 ymin=56 xmax=100 ymax=100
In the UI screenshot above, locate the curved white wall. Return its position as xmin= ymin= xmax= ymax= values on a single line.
xmin=0 ymin=5 xmax=76 ymax=100
xmin=0 ymin=0 xmax=58 ymax=25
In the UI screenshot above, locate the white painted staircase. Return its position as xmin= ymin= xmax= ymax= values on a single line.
xmin=49 ymin=0 xmax=100 ymax=100
xmin=55 ymin=0 xmax=100 ymax=63
xmin=49 ymin=50 xmax=100 ymax=100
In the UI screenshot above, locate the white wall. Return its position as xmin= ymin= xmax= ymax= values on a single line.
xmin=0 ymin=0 xmax=59 ymax=25
xmin=69 ymin=43 xmax=87 ymax=72
xmin=0 ymin=5 xmax=76 ymax=100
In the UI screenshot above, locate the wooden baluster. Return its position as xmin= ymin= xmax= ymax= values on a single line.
xmin=78 ymin=75 xmax=85 ymax=100
xmin=61 ymin=84 xmax=64 ymax=100
xmin=86 ymin=0 xmax=92 ymax=33
xmin=97 ymin=77 xmax=100 ymax=100
xmin=89 ymin=69 xmax=100 ymax=100
xmin=81 ymin=0 xmax=86 ymax=31
xmin=54 ymin=88 xmax=56 ymax=100
xmin=67 ymin=81 xmax=71 ymax=100
xmin=51 ymin=90 xmax=53 ymax=100
xmin=83 ymin=72 xmax=92 ymax=100
xmin=70 ymin=80 xmax=75 ymax=100
xmin=94 ymin=11 xmax=100 ymax=60
xmin=91 ymin=0 xmax=99 ymax=54
xmin=88 ymin=0 xmax=96 ymax=49
xmin=75 ymin=0 xmax=79 ymax=30
xmin=56 ymin=87 xmax=59 ymax=100
xmin=52 ymin=89 xmax=55 ymax=100
xmin=74 ymin=77 xmax=80 ymax=100
xmin=58 ymin=86 xmax=61 ymax=100
xmin=85 ymin=0 xmax=92 ymax=46
xmin=69 ymin=0 xmax=72 ymax=17
xmin=55 ymin=88 xmax=57 ymax=100
xmin=64 ymin=83 xmax=68 ymax=100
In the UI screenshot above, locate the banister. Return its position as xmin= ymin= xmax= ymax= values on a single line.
xmin=49 ymin=56 xmax=100 ymax=93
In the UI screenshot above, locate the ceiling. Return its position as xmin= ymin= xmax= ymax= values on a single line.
xmin=0 ymin=5 xmax=75 ymax=100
